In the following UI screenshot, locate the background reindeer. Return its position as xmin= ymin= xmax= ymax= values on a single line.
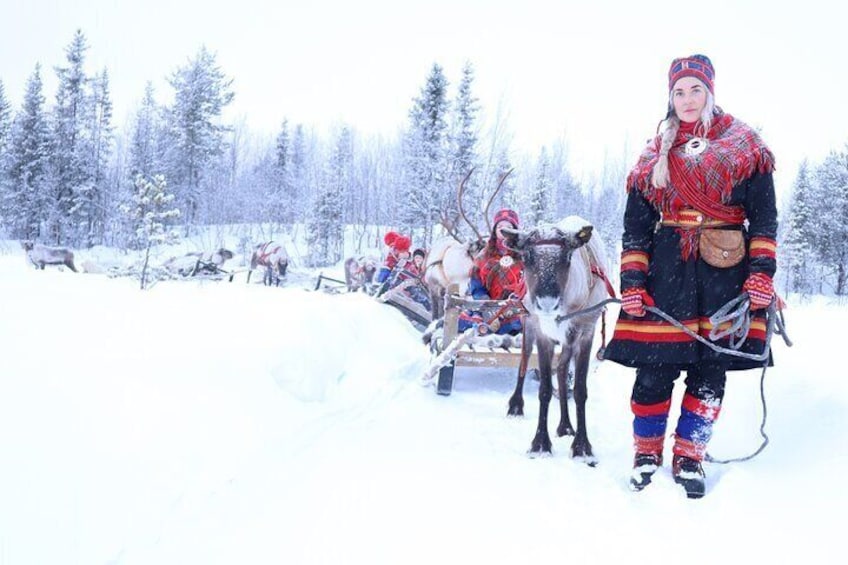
xmin=21 ymin=241 xmax=77 ymax=272
xmin=424 ymin=168 xmax=512 ymax=320
xmin=344 ymin=255 xmax=378 ymax=292
xmin=248 ymin=241 xmax=289 ymax=286
xmin=503 ymin=217 xmax=610 ymax=466
xmin=165 ymin=247 xmax=234 ymax=276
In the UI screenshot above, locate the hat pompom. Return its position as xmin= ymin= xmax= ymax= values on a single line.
xmin=384 ymin=231 xmax=399 ymax=246
xmin=393 ymin=236 xmax=411 ymax=253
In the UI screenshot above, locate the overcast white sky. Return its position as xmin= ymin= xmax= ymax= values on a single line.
xmin=2 ymin=0 xmax=845 ymax=201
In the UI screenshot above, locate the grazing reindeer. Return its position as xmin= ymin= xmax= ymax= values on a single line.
xmin=21 ymin=241 xmax=77 ymax=272
xmin=248 ymin=241 xmax=288 ymax=286
xmin=344 ymin=255 xmax=378 ymax=292
xmin=165 ymin=247 xmax=234 ymax=276
xmin=503 ymin=217 xmax=610 ymax=466
xmin=424 ymin=168 xmax=512 ymax=320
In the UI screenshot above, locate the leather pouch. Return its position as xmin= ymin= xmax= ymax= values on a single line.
xmin=699 ymin=228 xmax=745 ymax=268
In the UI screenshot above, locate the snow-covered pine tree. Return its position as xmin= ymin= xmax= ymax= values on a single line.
xmin=83 ymin=68 xmax=114 ymax=247
xmin=527 ymin=147 xmax=553 ymax=225
xmin=270 ymin=119 xmax=293 ymax=227
xmin=812 ymin=149 xmax=848 ymax=295
xmin=448 ymin=61 xmax=481 ymax=237
xmin=403 ymin=63 xmax=450 ymax=243
xmin=163 ymin=46 xmax=234 ymax=233
xmin=50 ymin=29 xmax=97 ymax=246
xmin=116 ymin=82 xmax=166 ymax=248
xmin=289 ymin=124 xmax=309 ymax=229
xmin=121 ymin=174 xmax=180 ymax=289
xmin=306 ymin=127 xmax=349 ymax=266
xmin=2 ymin=65 xmax=51 ymax=240
xmin=781 ymin=160 xmax=816 ymax=295
xmin=0 ymin=80 xmax=11 ymax=156
xmin=0 ymin=79 xmax=11 ymax=231
xmin=129 ymin=82 xmax=163 ymax=180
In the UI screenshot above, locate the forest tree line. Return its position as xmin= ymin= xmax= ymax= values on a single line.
xmin=0 ymin=30 xmax=845 ymax=295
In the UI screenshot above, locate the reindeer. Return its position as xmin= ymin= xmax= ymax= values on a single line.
xmin=163 ymin=247 xmax=234 ymax=276
xmin=248 ymin=241 xmax=288 ymax=286
xmin=165 ymin=247 xmax=235 ymax=276
xmin=423 ymin=168 xmax=512 ymax=320
xmin=21 ymin=241 xmax=77 ymax=272
xmin=503 ymin=217 xmax=611 ymax=466
xmin=344 ymin=255 xmax=378 ymax=292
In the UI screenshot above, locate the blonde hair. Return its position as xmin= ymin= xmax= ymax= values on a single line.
xmin=651 ymin=83 xmax=716 ymax=188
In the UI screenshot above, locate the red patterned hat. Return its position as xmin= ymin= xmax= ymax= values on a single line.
xmin=393 ymin=236 xmax=411 ymax=253
xmin=492 ymin=208 xmax=519 ymax=229
xmin=383 ymin=231 xmax=399 ymax=246
xmin=668 ymin=54 xmax=714 ymax=94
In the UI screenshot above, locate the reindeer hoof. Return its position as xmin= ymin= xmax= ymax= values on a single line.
xmin=528 ymin=435 xmax=552 ymax=456
xmin=527 ymin=447 xmax=553 ymax=458
xmin=556 ymin=423 xmax=575 ymax=437
xmin=507 ymin=398 xmax=524 ymax=417
xmin=573 ymin=454 xmax=598 ymax=467
xmin=571 ymin=440 xmax=595 ymax=466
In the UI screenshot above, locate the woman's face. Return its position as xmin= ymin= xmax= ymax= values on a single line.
xmin=495 ymin=220 xmax=514 ymax=240
xmin=671 ymin=76 xmax=707 ymax=123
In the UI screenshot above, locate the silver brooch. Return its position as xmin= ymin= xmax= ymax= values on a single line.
xmin=499 ymin=255 xmax=514 ymax=268
xmin=684 ymin=137 xmax=708 ymax=156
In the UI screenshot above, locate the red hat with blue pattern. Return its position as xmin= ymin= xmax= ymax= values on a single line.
xmin=668 ymin=54 xmax=715 ymax=94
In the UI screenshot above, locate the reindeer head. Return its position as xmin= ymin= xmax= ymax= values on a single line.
xmin=362 ymin=257 xmax=378 ymax=282
xmin=21 ymin=240 xmax=34 ymax=252
xmin=503 ymin=221 xmax=593 ymax=316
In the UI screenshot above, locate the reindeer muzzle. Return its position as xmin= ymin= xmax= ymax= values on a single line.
xmin=534 ymin=295 xmax=561 ymax=314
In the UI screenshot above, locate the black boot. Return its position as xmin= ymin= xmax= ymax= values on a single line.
xmin=629 ymin=453 xmax=662 ymax=491
xmin=672 ymin=454 xmax=706 ymax=499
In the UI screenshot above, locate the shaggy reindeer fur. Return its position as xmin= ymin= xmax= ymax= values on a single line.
xmin=164 ymin=248 xmax=234 ymax=276
xmin=504 ymin=217 xmax=609 ymax=465
xmin=423 ymin=237 xmax=486 ymax=320
xmin=21 ymin=241 xmax=77 ymax=272
xmin=344 ymin=256 xmax=378 ymax=292
xmin=248 ymin=241 xmax=289 ymax=286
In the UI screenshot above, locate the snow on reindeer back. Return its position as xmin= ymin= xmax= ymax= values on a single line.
xmin=558 ymin=215 xmax=593 ymax=234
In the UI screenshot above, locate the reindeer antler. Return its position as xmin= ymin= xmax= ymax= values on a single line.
xmin=483 ymin=168 xmax=514 ymax=234
xmin=457 ymin=167 xmax=485 ymax=243
xmin=438 ymin=208 xmax=464 ymax=243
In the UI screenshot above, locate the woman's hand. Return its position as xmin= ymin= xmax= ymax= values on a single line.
xmin=743 ymin=272 xmax=774 ymax=310
xmin=621 ymin=288 xmax=655 ymax=317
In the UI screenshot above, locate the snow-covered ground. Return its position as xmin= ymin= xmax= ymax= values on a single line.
xmin=0 ymin=242 xmax=844 ymax=565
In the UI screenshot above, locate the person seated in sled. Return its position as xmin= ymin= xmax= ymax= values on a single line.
xmin=376 ymin=231 xmax=411 ymax=285
xmin=458 ymin=208 xmax=526 ymax=336
xmin=407 ymin=248 xmax=427 ymax=278
xmin=377 ymin=237 xmax=431 ymax=312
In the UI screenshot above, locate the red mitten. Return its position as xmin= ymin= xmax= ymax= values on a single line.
xmin=621 ymin=288 xmax=655 ymax=317
xmin=743 ymin=272 xmax=774 ymax=310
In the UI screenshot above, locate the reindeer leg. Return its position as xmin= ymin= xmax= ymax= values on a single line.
xmin=556 ymin=345 xmax=576 ymax=437
xmin=528 ymin=338 xmax=556 ymax=456
xmin=508 ymin=323 xmax=534 ymax=416
xmin=570 ymin=333 xmax=596 ymax=466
